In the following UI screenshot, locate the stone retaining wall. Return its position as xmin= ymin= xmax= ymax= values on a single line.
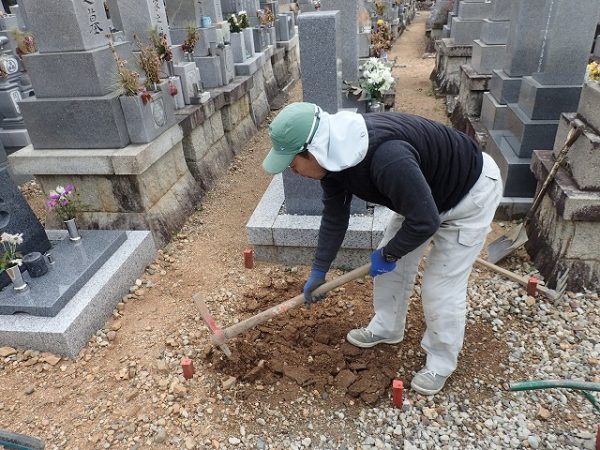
xmin=9 ymin=40 xmax=300 ymax=248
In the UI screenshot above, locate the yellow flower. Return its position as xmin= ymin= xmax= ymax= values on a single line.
xmin=587 ymin=61 xmax=600 ymax=81
xmin=377 ymin=19 xmax=384 ymax=26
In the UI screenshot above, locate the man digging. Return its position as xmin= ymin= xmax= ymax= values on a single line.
xmin=261 ymin=102 xmax=503 ymax=395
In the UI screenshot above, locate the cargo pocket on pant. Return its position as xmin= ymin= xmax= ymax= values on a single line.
xmin=458 ymin=228 xmax=486 ymax=247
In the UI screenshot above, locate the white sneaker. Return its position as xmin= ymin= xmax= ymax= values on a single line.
xmin=346 ymin=328 xmax=403 ymax=348
xmin=410 ymin=368 xmax=449 ymax=395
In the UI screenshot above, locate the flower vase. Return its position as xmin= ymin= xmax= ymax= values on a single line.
xmin=6 ymin=265 xmax=27 ymax=291
xmin=185 ymin=52 xmax=194 ymax=62
xmin=64 ymin=218 xmax=81 ymax=241
xmin=368 ymin=100 xmax=383 ymax=113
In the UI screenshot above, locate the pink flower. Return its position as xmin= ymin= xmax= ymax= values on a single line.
xmin=64 ymin=184 xmax=75 ymax=194
xmin=49 ymin=193 xmax=60 ymax=200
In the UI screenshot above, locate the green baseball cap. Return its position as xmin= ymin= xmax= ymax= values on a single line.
xmin=262 ymin=102 xmax=321 ymax=174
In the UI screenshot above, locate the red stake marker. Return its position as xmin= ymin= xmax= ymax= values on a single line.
xmin=182 ymin=357 xmax=195 ymax=379
xmin=392 ymin=379 xmax=404 ymax=408
xmin=527 ymin=276 xmax=538 ymax=297
xmin=244 ymin=248 xmax=254 ymax=269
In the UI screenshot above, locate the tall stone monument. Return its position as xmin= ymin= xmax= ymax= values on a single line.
xmin=287 ymin=10 xmax=366 ymax=216
xmin=321 ymin=0 xmax=363 ymax=110
xmin=481 ymin=0 xmax=550 ymax=133
xmin=113 ymin=0 xmax=172 ymax=45
xmin=19 ymin=0 xmax=132 ymax=149
xmin=0 ymin=167 xmax=51 ymax=289
xmin=485 ymin=0 xmax=600 ymax=199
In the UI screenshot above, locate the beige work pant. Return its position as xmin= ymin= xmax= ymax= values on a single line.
xmin=368 ymin=153 xmax=503 ymax=376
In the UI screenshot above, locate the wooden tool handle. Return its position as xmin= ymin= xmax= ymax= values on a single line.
xmin=475 ymin=258 xmax=556 ymax=299
xmin=527 ymin=126 xmax=583 ymax=221
xmin=223 ymin=263 xmax=371 ymax=339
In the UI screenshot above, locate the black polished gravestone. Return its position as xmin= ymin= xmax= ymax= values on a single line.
xmin=0 ymin=168 xmax=51 ymax=289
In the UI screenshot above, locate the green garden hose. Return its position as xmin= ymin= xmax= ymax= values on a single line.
xmin=510 ymin=380 xmax=600 ymax=414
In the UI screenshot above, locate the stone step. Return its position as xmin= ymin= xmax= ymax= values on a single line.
xmin=481 ymin=91 xmax=508 ymax=131
xmin=479 ymin=18 xmax=510 ymax=45
xmin=471 ymin=39 xmax=507 ymax=75
xmin=489 ymin=69 xmax=522 ymax=104
xmin=518 ymin=76 xmax=582 ymax=121
xmin=505 ymin=102 xmax=559 ymax=158
xmin=576 ymin=80 xmax=600 ymax=133
xmin=449 ymin=17 xmax=483 ymax=45
xmin=485 ymin=130 xmax=537 ymax=197
xmin=552 ymin=113 xmax=600 ymax=191
xmin=531 ymin=149 xmax=600 ymax=221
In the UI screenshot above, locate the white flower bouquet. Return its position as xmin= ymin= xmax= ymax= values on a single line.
xmin=0 ymin=232 xmax=23 ymax=273
xmin=358 ymin=58 xmax=395 ymax=101
xmin=343 ymin=58 xmax=395 ymax=102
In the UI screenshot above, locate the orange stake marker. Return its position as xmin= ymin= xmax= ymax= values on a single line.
xmin=182 ymin=357 xmax=195 ymax=379
xmin=244 ymin=248 xmax=254 ymax=269
xmin=527 ymin=276 xmax=538 ymax=297
xmin=392 ymin=379 xmax=404 ymax=408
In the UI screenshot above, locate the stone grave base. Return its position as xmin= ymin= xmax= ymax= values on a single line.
xmin=449 ymin=63 xmax=491 ymax=132
xmin=9 ymin=126 xmax=202 ymax=248
xmin=470 ymin=119 xmax=532 ymax=220
xmin=0 ymin=230 xmax=155 ymax=358
xmin=0 ymin=127 xmax=31 ymax=149
xmin=246 ymin=175 xmax=394 ymax=269
xmin=526 ymin=150 xmax=600 ymax=291
xmin=431 ymin=38 xmax=473 ymax=96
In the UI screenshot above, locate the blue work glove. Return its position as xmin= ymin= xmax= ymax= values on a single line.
xmin=370 ymin=248 xmax=397 ymax=277
xmin=303 ymin=269 xmax=327 ymax=306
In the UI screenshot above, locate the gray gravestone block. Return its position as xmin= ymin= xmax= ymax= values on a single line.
xmin=11 ymin=5 xmax=28 ymax=30
xmin=595 ymin=35 xmax=600 ymax=58
xmin=479 ymin=18 xmax=510 ymax=45
xmin=0 ymin=168 xmax=51 ymax=289
xmin=531 ymin=0 xmax=600 ymax=85
xmin=218 ymin=44 xmax=235 ymax=85
xmin=490 ymin=0 xmax=512 ymax=20
xmin=503 ymin=0 xmax=551 ymax=77
xmin=457 ymin=0 xmax=492 ymax=20
xmin=277 ymin=14 xmax=291 ymax=41
xmin=298 ymin=11 xmax=342 ymax=114
xmin=0 ymin=231 xmax=126 ymax=316
xmin=165 ymin=0 xmax=202 ymax=28
xmin=174 ymin=61 xmax=201 ymax=103
xmin=114 ymin=0 xmax=171 ymax=45
xmin=23 ymin=41 xmax=133 ymax=99
xmin=203 ymin=0 xmax=223 ymax=22
xmin=106 ymin=0 xmax=124 ymax=30
xmin=449 ymin=17 xmax=484 ymax=45
xmin=358 ymin=31 xmax=370 ymax=58
xmin=221 ymin=0 xmax=238 ymax=13
xmin=19 ymin=93 xmax=130 ymax=149
xmin=322 ymin=0 xmax=359 ymax=82
xmin=0 ymin=142 xmax=6 ymax=168
xmin=20 ymin=0 xmax=111 ymax=53
xmin=518 ymin=76 xmax=582 ymax=120
xmin=428 ymin=0 xmax=452 ymax=29
xmin=282 ymin=169 xmax=367 ymax=215
xmin=195 ymin=55 xmax=223 ymax=87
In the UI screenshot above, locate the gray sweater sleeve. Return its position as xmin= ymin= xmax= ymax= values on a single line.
xmin=312 ymin=179 xmax=352 ymax=272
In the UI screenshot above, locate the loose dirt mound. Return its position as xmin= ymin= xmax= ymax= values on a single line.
xmin=206 ymin=269 xmax=509 ymax=406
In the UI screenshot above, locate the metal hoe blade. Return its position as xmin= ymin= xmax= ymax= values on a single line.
xmin=487 ymin=225 xmax=528 ymax=264
xmin=554 ymin=268 xmax=570 ymax=300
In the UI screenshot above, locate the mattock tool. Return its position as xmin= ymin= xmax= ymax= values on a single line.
xmin=195 ymin=263 xmax=371 ymax=358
